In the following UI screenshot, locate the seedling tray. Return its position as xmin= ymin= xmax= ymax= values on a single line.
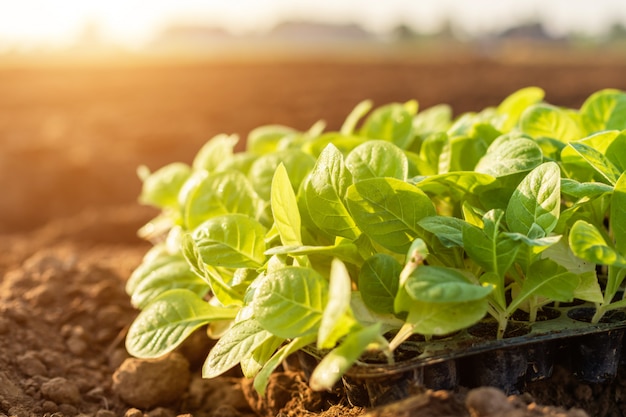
xmin=300 ymin=303 xmax=626 ymax=407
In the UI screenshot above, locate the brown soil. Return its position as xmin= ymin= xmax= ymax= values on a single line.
xmin=2 ymin=55 xmax=626 ymax=417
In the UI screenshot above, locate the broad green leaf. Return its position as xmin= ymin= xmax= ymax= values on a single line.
xmin=127 ymin=289 xmax=238 ymax=358
xmin=606 ymin=132 xmax=626 ymax=171
xmin=345 ymin=140 xmax=409 ymax=181
xmin=139 ymin=162 xmax=191 ymax=210
xmin=203 ymin=319 xmax=273 ymax=378
xmin=414 ymin=171 xmax=496 ymax=201
xmin=398 ymin=297 xmax=489 ymax=336
xmin=341 ymin=100 xmax=373 ymax=135
xmin=215 ymin=152 xmax=258 ymax=175
xmin=303 ymin=132 xmax=367 ymax=157
xmin=253 ymin=335 xmax=317 ymax=395
xmin=506 ymin=162 xmax=561 ymax=237
xmin=240 ymin=336 xmax=285 ymax=378
xmin=475 ymin=135 xmax=543 ymax=177
xmin=611 ymin=173 xmax=626 ymax=253
xmin=254 ymin=267 xmax=328 ymax=338
xmin=508 ymin=259 xmax=579 ymax=313
xmin=418 ymin=132 xmax=448 ymax=175
xmin=463 ymin=210 xmax=521 ymax=278
xmin=497 ymin=86 xmax=545 ymax=131
xmin=412 ymin=104 xmax=452 ymax=137
xmin=569 ymin=220 xmax=626 ymax=267
xmin=247 ymin=125 xmax=297 ymax=155
xmin=192 ymin=214 xmax=267 ymax=268
xmin=304 ymin=144 xmax=361 ymax=240
xmin=520 ymin=103 xmax=582 ymax=142
xmin=398 ymin=266 xmax=492 ymax=305
xmin=346 ymin=177 xmax=435 ymax=254
xmin=350 ymin=292 xmax=404 ymax=331
xmin=264 ymin=240 xmax=362 ymax=266
xmin=358 ymin=254 xmax=402 ymax=314
xmin=310 ymin=323 xmax=384 ymax=391
xmin=181 ymin=234 xmax=244 ymax=306
xmin=130 ymin=259 xmax=209 ymax=309
xmin=271 ymin=163 xmax=302 ymax=246
xmin=418 ymin=216 xmax=465 ymax=248
xmin=567 ymin=141 xmax=621 ymax=185
xmin=573 ymin=271 xmax=604 ymax=304
xmin=318 ymin=259 xmax=357 ymax=349
xmin=249 ymin=150 xmax=316 ymax=201
xmin=359 ymin=101 xmax=417 ymax=149
xmin=126 ymin=252 xmax=183 ymax=295
xmin=183 ymin=170 xmax=262 ymax=230
xmin=560 ymin=179 xmax=613 ymax=199
xmin=437 ymin=135 xmax=487 ymax=173
xmin=192 ymin=134 xmax=239 ymax=172
xmin=580 ymin=89 xmax=626 ymax=133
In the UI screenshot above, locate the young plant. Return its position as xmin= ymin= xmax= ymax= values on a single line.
xmin=124 ymin=87 xmax=626 ymax=395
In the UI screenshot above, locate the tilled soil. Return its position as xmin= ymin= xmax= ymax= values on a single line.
xmin=2 ymin=55 xmax=626 ymax=416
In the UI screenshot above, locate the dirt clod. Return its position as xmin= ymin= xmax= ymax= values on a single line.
xmin=41 ymin=376 xmax=82 ymax=405
xmin=112 ymin=352 xmax=191 ymax=409
xmin=466 ymin=387 xmax=514 ymax=417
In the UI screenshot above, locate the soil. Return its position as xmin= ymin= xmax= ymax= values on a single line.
xmin=2 ymin=54 xmax=626 ymax=417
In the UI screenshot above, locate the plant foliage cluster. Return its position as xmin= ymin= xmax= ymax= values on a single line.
xmin=126 ymin=87 xmax=626 ymax=393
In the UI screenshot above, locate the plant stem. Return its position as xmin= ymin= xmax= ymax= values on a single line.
xmin=388 ymin=322 xmax=415 ymax=353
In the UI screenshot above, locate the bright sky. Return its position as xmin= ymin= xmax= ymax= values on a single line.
xmin=1 ymin=0 xmax=625 ymax=50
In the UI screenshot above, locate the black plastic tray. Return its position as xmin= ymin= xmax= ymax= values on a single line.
xmin=300 ymin=304 xmax=626 ymax=407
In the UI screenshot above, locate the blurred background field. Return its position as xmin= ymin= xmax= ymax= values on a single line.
xmin=2 ymin=0 xmax=626 ymax=234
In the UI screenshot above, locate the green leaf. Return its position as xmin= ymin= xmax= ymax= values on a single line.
xmin=358 ymin=254 xmax=402 ymax=314
xmin=611 ymin=173 xmax=626 ymax=253
xmin=580 ymin=89 xmax=626 ymax=133
xmin=254 ymin=267 xmax=329 ymax=338
xmin=346 ymin=177 xmax=435 ymax=254
xmin=139 ymin=162 xmax=191 ymax=209
xmin=414 ymin=171 xmax=496 ymax=201
xmin=182 ymin=170 xmax=262 ymax=230
xmin=130 ymin=259 xmax=209 ymax=309
xmin=412 ymin=104 xmax=452 ymax=137
xmin=127 ymin=289 xmax=238 ymax=358
xmin=359 ymin=101 xmax=417 ymax=149
xmin=520 ymin=103 xmax=582 ymax=142
xmin=309 ymin=323 xmax=384 ymax=391
xmin=399 ymin=266 xmax=492 ymax=305
xmin=304 ymin=144 xmax=361 ymax=240
xmin=345 ymin=140 xmax=409 ymax=182
xmin=264 ymin=240 xmax=362 ymax=266
xmin=341 ymin=100 xmax=373 ymax=135
xmin=192 ymin=214 xmax=267 ymax=268
xmin=271 ymin=163 xmax=302 ymax=246
xmin=249 ymin=150 xmax=316 ymax=201
xmin=567 ymin=141 xmax=622 ymax=185
xmin=569 ymin=220 xmax=626 ymax=267
xmin=406 ymin=299 xmax=489 ymax=336
xmin=247 ymin=125 xmax=297 ymax=155
xmin=418 ymin=216 xmax=465 ymax=248
xmin=437 ymin=135 xmax=488 ymax=173
xmin=475 ymin=135 xmax=543 ymax=177
xmin=181 ymin=234 xmax=245 ymax=306
xmin=192 ymin=134 xmax=239 ymax=172
xmin=497 ymin=86 xmax=545 ymax=131
xmin=561 ymin=179 xmax=613 ymax=199
xmin=240 ymin=336 xmax=285 ymax=378
xmin=506 ymin=162 xmax=561 ymax=237
xmin=126 ymin=251 xmax=183 ymax=295
xmin=203 ymin=319 xmax=273 ymax=378
xmin=508 ymin=259 xmax=579 ymax=313
xmin=463 ymin=210 xmax=521 ymax=278
xmin=253 ymin=335 xmax=317 ymax=395
xmin=318 ymin=259 xmax=357 ymax=349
